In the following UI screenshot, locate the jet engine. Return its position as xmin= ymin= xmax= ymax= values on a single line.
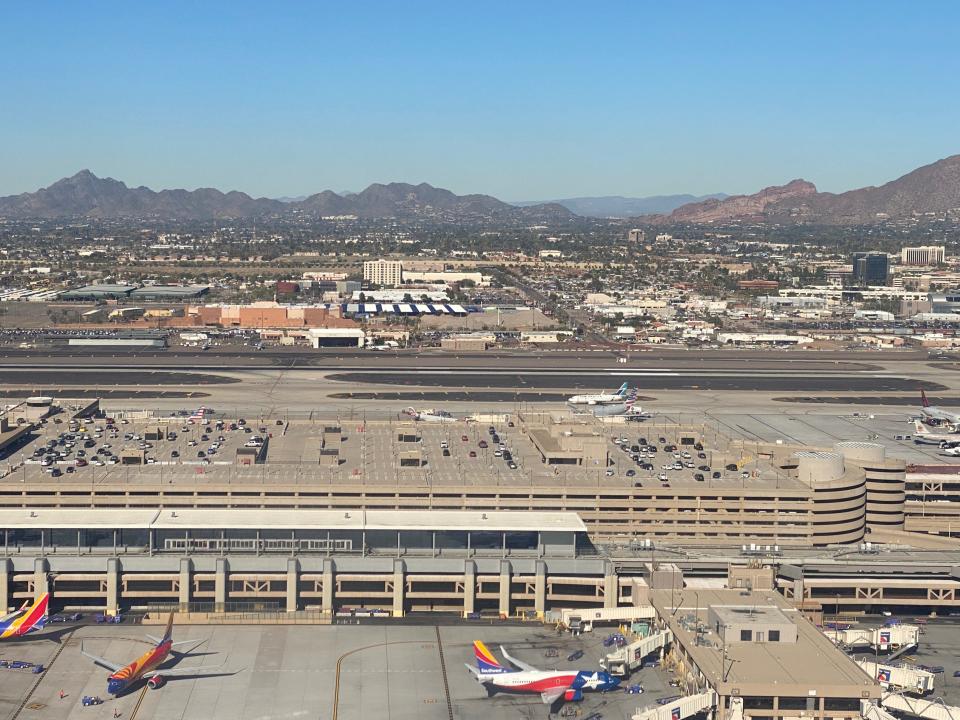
xmin=564 ymin=688 xmax=583 ymax=702
xmin=147 ymin=675 xmax=166 ymax=689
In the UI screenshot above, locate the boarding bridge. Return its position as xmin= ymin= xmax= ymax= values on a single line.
xmin=560 ymin=605 xmax=656 ymax=633
xmin=856 ymin=660 xmax=935 ymax=694
xmin=861 ymin=700 xmax=900 ymax=720
xmin=824 ymin=625 xmax=921 ymax=651
xmin=601 ymin=629 xmax=672 ymax=676
xmin=633 ymin=691 xmax=717 ymax=720
xmin=881 ymin=693 xmax=960 ymax=720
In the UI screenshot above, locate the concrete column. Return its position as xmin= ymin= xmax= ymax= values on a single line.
xmin=534 ymin=560 xmax=547 ymax=617
xmin=106 ymin=558 xmax=121 ymax=616
xmin=215 ymin=558 xmax=229 ymax=612
xmin=463 ymin=561 xmax=476 ymax=617
xmin=33 ymin=558 xmax=49 ymax=601
xmin=498 ymin=560 xmax=512 ymax=618
xmin=603 ymin=560 xmax=618 ymax=609
xmin=286 ymin=558 xmax=299 ymax=613
xmin=0 ymin=558 xmax=11 ymax=613
xmin=392 ymin=559 xmax=406 ymax=618
xmin=178 ymin=558 xmax=192 ymax=611
xmin=322 ymin=558 xmax=335 ymax=615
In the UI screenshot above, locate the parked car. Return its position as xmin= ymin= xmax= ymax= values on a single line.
xmin=567 ymin=649 xmax=584 ymax=662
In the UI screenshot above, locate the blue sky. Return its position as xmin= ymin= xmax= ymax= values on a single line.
xmin=2 ymin=1 xmax=958 ymax=200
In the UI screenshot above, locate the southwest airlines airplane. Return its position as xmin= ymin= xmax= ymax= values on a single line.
xmin=466 ymin=640 xmax=619 ymax=704
xmin=0 ymin=593 xmax=49 ymax=640
xmin=82 ymin=613 xmax=224 ymax=695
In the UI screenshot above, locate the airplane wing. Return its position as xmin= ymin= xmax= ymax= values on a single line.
xmin=540 ymin=687 xmax=567 ymax=704
xmin=145 ymin=634 xmax=198 ymax=648
xmin=499 ymin=646 xmax=540 ymax=673
xmin=149 ymin=661 xmax=227 ymax=678
xmin=81 ymin=642 xmax=125 ymax=673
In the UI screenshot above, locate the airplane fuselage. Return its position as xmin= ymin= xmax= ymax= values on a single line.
xmin=482 ymin=669 xmax=614 ymax=698
xmin=107 ymin=639 xmax=172 ymax=695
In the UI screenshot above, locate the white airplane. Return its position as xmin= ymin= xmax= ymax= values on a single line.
xmin=913 ymin=421 xmax=960 ymax=447
xmin=590 ymin=388 xmax=642 ymax=418
xmin=568 ymin=382 xmax=630 ymax=406
xmin=920 ymin=390 xmax=960 ymax=428
xmin=941 ymin=446 xmax=960 ymax=457
xmin=403 ymin=407 xmax=456 ymax=423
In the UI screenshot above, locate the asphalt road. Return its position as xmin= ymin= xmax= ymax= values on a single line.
xmin=327 ymin=371 xmax=944 ymax=392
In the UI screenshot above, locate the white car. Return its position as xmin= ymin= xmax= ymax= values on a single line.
xmin=605 ymin=469 xmax=614 ymax=476
xmin=658 ymin=473 xmax=668 ymax=481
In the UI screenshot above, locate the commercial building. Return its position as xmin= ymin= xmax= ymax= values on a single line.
xmin=901 ymin=245 xmax=946 ymax=266
xmin=929 ymin=291 xmax=960 ymax=314
xmin=851 ymin=252 xmax=890 ymax=286
xmin=363 ymin=259 xmax=403 ymax=287
xmin=129 ymin=285 xmax=209 ymax=301
xmin=628 ymin=228 xmax=646 ymax=243
xmin=60 ymin=284 xmax=137 ymax=301
xmin=307 ymin=327 xmax=365 ymax=348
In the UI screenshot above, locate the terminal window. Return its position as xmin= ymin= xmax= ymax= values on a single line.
xmin=768 ymin=630 xmax=780 ymax=642
xmin=740 ymin=629 xmax=752 ymax=641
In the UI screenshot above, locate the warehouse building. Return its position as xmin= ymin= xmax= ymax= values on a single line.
xmin=129 ymin=285 xmax=210 ymax=301
xmin=60 ymin=284 xmax=137 ymax=301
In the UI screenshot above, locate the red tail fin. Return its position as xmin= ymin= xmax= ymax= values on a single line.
xmin=921 ymin=390 xmax=930 ymax=408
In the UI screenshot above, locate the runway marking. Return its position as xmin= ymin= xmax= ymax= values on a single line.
xmin=129 ymin=685 xmax=148 ymax=720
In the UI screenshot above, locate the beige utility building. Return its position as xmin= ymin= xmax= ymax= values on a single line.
xmin=649 ymin=587 xmax=879 ymax=720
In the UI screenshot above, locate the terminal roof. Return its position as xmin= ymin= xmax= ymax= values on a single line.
xmin=0 ymin=508 xmax=585 ymax=533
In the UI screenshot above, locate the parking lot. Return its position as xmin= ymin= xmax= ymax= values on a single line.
xmin=0 ymin=622 xmax=681 ymax=720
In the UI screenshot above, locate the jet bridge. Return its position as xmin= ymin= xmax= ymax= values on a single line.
xmin=880 ymin=692 xmax=960 ymax=720
xmin=856 ymin=660 xmax=935 ymax=695
xmin=601 ymin=629 xmax=672 ymax=677
xmin=824 ymin=625 xmax=921 ymax=652
xmin=632 ymin=691 xmax=717 ymax=720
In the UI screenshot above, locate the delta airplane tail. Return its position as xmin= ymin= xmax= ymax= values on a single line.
xmin=921 ymin=390 xmax=930 ymax=408
xmin=468 ymin=641 xmax=512 ymax=676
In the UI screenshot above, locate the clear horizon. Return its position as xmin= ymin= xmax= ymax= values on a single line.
xmin=3 ymin=1 xmax=959 ymax=200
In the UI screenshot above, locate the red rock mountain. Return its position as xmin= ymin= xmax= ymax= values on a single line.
xmin=666 ymin=179 xmax=817 ymax=222
xmin=659 ymin=154 xmax=960 ymax=224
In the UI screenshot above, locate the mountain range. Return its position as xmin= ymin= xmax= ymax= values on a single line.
xmin=658 ymin=154 xmax=960 ymax=224
xmin=513 ymin=193 xmax=728 ymax=217
xmin=1 ymin=154 xmax=959 ymax=224
xmin=0 ymin=171 xmax=571 ymax=222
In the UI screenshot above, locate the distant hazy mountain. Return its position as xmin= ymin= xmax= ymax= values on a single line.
xmin=514 ymin=194 xmax=728 ymax=217
xmin=659 ymin=154 xmax=960 ymax=224
xmin=0 ymin=172 xmax=572 ymax=222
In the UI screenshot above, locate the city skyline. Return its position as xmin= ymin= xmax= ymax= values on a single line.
xmin=3 ymin=1 xmax=959 ymax=199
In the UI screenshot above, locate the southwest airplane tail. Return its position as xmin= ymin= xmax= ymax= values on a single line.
xmin=0 ymin=592 xmax=49 ymax=639
xmin=471 ymin=640 xmax=511 ymax=675
xmin=922 ymin=390 xmax=930 ymax=408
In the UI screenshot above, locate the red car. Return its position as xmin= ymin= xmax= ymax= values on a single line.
xmin=469 ymin=451 xmax=477 ymax=458
xmin=461 ymin=435 xmax=468 ymax=441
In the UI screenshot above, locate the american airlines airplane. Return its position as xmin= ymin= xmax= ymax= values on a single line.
xmin=590 ymin=388 xmax=643 ymax=418
xmin=465 ymin=640 xmax=619 ymax=705
xmin=913 ymin=421 xmax=960 ymax=447
xmin=403 ymin=407 xmax=456 ymax=423
xmin=920 ymin=390 xmax=960 ymax=427
xmin=568 ymin=382 xmax=630 ymax=406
